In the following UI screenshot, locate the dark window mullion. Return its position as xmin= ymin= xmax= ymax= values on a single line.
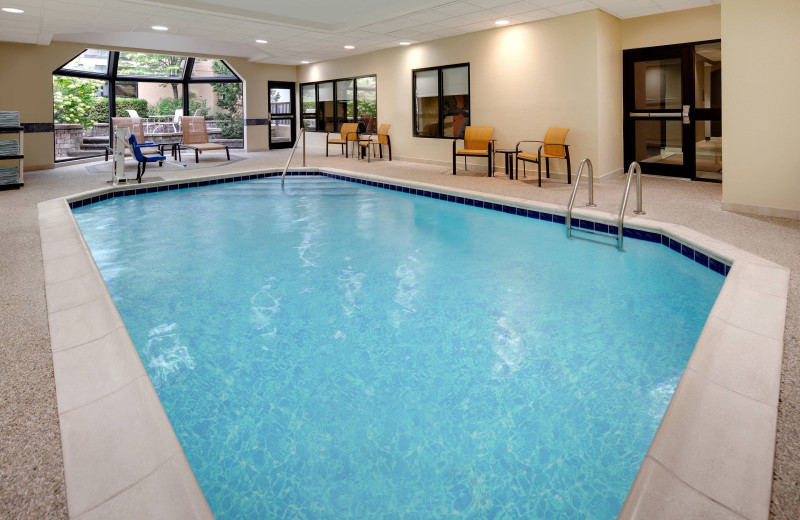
xmin=184 ymin=58 xmax=195 ymax=82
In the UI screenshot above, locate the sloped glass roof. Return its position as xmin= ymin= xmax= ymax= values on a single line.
xmin=117 ymin=52 xmax=187 ymax=78
xmin=60 ymin=48 xmax=110 ymax=75
xmin=191 ymin=58 xmax=237 ymax=79
xmin=55 ymin=49 xmax=240 ymax=83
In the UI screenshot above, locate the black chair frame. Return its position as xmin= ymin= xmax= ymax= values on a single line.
xmin=515 ymin=141 xmax=571 ymax=187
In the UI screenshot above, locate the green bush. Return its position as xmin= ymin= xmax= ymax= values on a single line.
xmin=149 ymin=94 xmax=208 ymax=118
xmin=215 ymin=112 xmax=243 ymax=139
xmin=53 ymin=76 xmax=105 ymax=128
xmin=115 ymin=98 xmax=149 ymax=118
xmin=88 ymin=98 xmax=108 ymax=123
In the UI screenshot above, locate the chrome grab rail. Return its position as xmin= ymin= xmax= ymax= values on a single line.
xmin=616 ymin=161 xmax=645 ymax=250
xmin=281 ymin=128 xmax=306 ymax=187
xmin=566 ymin=158 xmax=596 ymax=239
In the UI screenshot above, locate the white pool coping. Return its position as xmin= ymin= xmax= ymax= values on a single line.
xmin=40 ymin=168 xmax=789 ymax=519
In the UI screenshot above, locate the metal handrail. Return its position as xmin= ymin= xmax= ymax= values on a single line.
xmin=616 ymin=161 xmax=645 ymax=250
xmin=565 ymin=158 xmax=596 ymax=238
xmin=281 ymin=128 xmax=306 ymax=187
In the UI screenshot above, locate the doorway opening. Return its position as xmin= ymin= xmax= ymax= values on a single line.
xmin=623 ymin=40 xmax=721 ymax=182
xmin=268 ymin=81 xmax=296 ymax=149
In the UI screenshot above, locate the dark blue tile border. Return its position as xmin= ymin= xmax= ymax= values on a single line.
xmin=68 ymin=170 xmax=729 ymax=276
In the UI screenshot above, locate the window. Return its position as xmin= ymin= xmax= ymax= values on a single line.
xmin=301 ymin=84 xmax=316 ymax=131
xmin=413 ymin=64 xmax=470 ymax=138
xmin=300 ymin=75 xmax=377 ymax=132
xmin=117 ymin=52 xmax=187 ymax=78
xmin=52 ymin=49 xmax=243 ymax=162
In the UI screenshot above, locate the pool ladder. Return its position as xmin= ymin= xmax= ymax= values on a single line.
xmin=281 ymin=128 xmax=306 ymax=187
xmin=566 ymin=159 xmax=644 ymax=250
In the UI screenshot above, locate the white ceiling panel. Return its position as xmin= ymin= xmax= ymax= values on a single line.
xmin=402 ymin=9 xmax=454 ymax=23
xmin=466 ymin=0 xmax=524 ymax=8
xmin=492 ymin=1 xmax=546 ymax=16
xmin=513 ymin=8 xmax=556 ymax=21
xmin=433 ymin=2 xmax=485 ymax=16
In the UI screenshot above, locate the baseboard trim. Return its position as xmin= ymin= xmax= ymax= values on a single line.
xmin=721 ymin=201 xmax=799 ymax=220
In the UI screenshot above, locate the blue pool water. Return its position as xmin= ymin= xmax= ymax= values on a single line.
xmin=73 ymin=176 xmax=724 ymax=519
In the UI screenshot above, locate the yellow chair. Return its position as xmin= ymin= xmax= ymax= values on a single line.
xmin=515 ymin=128 xmax=571 ymax=187
xmin=181 ymin=116 xmax=230 ymax=163
xmin=356 ymin=123 xmax=391 ymax=163
xmin=326 ymin=122 xmax=359 ymax=158
xmin=453 ymin=126 xmax=494 ymax=176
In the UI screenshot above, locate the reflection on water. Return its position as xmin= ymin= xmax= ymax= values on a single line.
xmin=142 ymin=323 xmax=195 ymax=389
xmin=491 ymin=316 xmax=524 ymax=378
xmin=251 ymin=276 xmax=281 ymax=336
xmin=391 ymin=260 xmax=419 ymax=327
xmin=338 ymin=264 xmax=364 ymax=317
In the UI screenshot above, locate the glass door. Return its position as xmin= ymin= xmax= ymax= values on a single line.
xmin=624 ymin=45 xmax=693 ymax=178
xmin=624 ymin=41 xmax=722 ymax=181
xmin=268 ymin=81 xmax=295 ymax=149
xmin=693 ymin=42 xmax=722 ymax=182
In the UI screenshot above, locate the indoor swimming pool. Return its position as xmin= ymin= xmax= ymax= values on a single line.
xmin=72 ymin=175 xmax=725 ymax=519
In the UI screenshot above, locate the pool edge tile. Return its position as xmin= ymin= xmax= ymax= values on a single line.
xmin=619 ymin=457 xmax=748 ymax=520
xmin=644 ymin=369 xmax=776 ymax=520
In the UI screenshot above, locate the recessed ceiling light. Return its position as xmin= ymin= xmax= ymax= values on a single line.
xmin=151 ymin=25 xmax=168 ymax=31
xmin=496 ymin=20 xmax=510 ymax=25
xmin=300 ymin=61 xmax=310 ymax=64
xmin=399 ymin=41 xmax=411 ymax=46
xmin=255 ymin=39 xmax=268 ymax=44
xmin=2 ymin=7 xmax=24 ymax=13
xmin=344 ymin=45 xmax=355 ymax=49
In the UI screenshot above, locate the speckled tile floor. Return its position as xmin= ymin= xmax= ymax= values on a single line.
xmin=1 ymin=149 xmax=797 ymax=519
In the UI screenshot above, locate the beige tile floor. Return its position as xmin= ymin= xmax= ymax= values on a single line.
xmin=1 ymin=148 xmax=798 ymax=519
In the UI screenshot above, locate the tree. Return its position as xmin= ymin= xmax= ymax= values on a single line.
xmin=116 ymin=52 xmax=184 ymax=99
xmin=210 ymin=61 xmax=243 ymax=139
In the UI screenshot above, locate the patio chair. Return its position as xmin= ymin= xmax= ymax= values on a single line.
xmin=128 ymin=134 xmax=165 ymax=183
xmin=515 ymin=128 xmax=571 ymax=187
xmin=106 ymin=117 xmax=160 ymax=160
xmin=181 ymin=116 xmax=230 ymax=163
xmin=326 ymin=122 xmax=359 ymax=158
xmin=453 ymin=126 xmax=494 ymax=176
xmin=361 ymin=123 xmax=391 ymax=161
xmin=172 ymin=109 xmax=184 ymax=132
xmin=126 ymin=110 xmax=140 ymax=118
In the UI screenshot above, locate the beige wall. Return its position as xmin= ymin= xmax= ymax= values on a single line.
xmin=299 ymin=10 xmax=619 ymax=179
xmin=621 ymin=5 xmax=721 ymax=50
xmin=596 ymin=9 xmax=624 ymax=177
xmin=0 ymin=41 xmax=88 ymax=168
xmin=0 ymin=41 xmax=297 ymax=168
xmin=722 ymin=0 xmax=800 ymax=216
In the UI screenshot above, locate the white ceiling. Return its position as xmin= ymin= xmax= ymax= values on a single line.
xmin=0 ymin=0 xmax=720 ymax=65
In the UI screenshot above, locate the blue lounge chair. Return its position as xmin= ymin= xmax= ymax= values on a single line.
xmin=128 ymin=134 xmax=165 ymax=183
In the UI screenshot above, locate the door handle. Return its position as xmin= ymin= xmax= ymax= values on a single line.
xmin=682 ymin=105 xmax=690 ymax=124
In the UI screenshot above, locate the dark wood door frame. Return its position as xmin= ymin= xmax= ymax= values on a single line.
xmin=268 ymin=81 xmax=296 ymax=149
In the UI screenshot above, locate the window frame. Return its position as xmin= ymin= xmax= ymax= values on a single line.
xmin=299 ymin=74 xmax=377 ymax=133
xmin=52 ymin=49 xmax=243 ymax=161
xmin=412 ymin=63 xmax=470 ymax=139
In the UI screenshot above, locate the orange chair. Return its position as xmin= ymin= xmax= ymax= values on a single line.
xmin=453 ymin=126 xmax=494 ymax=176
xmin=356 ymin=123 xmax=392 ymax=163
xmin=515 ymin=128 xmax=571 ymax=187
xmin=181 ymin=116 xmax=230 ymax=163
xmin=326 ymin=122 xmax=359 ymax=158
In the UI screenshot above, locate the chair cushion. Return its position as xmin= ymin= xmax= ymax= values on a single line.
xmin=327 ymin=138 xmax=347 ymax=144
xmin=518 ymin=151 xmax=564 ymax=161
xmin=185 ymin=142 xmax=227 ymax=151
xmin=457 ymin=148 xmax=490 ymax=156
